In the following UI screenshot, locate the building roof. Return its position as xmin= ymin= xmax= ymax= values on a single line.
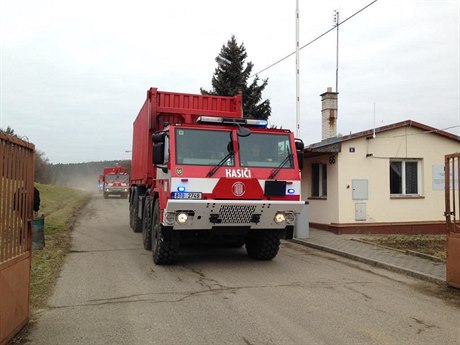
xmin=305 ymin=119 xmax=460 ymax=157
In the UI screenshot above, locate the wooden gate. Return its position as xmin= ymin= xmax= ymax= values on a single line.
xmin=444 ymin=153 xmax=460 ymax=289
xmin=0 ymin=132 xmax=35 ymax=345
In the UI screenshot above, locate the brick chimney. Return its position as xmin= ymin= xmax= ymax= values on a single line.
xmin=320 ymin=87 xmax=338 ymax=140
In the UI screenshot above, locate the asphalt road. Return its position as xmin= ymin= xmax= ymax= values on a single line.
xmin=27 ymin=194 xmax=460 ymax=345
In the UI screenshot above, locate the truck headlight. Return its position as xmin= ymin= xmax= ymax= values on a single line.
xmin=165 ymin=212 xmax=175 ymax=225
xmin=274 ymin=212 xmax=285 ymax=224
xmin=285 ymin=213 xmax=296 ymax=224
xmin=176 ymin=212 xmax=188 ymax=224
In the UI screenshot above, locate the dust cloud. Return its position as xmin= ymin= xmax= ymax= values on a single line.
xmin=45 ymin=160 xmax=130 ymax=193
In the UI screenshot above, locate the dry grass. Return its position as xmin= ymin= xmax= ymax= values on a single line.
xmin=359 ymin=234 xmax=447 ymax=261
xmin=30 ymin=183 xmax=90 ymax=310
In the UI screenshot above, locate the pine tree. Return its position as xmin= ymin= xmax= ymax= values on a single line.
xmin=0 ymin=126 xmax=17 ymax=136
xmin=201 ymin=35 xmax=271 ymax=120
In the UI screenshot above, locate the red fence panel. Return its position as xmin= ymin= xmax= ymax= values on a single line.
xmin=444 ymin=153 xmax=460 ymax=289
xmin=0 ymin=132 xmax=35 ymax=345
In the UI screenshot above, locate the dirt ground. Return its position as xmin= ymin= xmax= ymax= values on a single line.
xmin=358 ymin=234 xmax=447 ymax=261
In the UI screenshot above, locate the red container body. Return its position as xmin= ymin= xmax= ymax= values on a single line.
xmin=130 ymin=87 xmax=242 ymax=185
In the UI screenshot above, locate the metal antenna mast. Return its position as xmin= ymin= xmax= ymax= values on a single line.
xmin=334 ymin=10 xmax=340 ymax=93
xmin=295 ymin=0 xmax=300 ymax=138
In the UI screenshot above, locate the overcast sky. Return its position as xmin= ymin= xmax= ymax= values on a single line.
xmin=1 ymin=0 xmax=459 ymax=164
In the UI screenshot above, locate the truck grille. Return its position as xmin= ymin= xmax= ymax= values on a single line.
xmin=218 ymin=205 xmax=256 ymax=224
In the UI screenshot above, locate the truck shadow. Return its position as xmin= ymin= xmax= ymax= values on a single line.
xmin=174 ymin=243 xmax=282 ymax=267
xmin=174 ymin=243 xmax=251 ymax=264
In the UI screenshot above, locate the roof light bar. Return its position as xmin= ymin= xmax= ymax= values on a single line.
xmin=196 ymin=116 xmax=225 ymax=124
xmin=196 ymin=116 xmax=267 ymax=128
xmin=245 ymin=119 xmax=268 ymax=127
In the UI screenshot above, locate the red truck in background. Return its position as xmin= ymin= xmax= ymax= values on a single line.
xmin=101 ymin=165 xmax=129 ymax=199
xmin=129 ymin=87 xmax=305 ymax=264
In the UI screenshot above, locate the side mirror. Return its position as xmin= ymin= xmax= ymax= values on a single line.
xmin=296 ymin=150 xmax=304 ymax=170
xmin=295 ymin=138 xmax=304 ymax=151
xmin=237 ymin=126 xmax=251 ymax=137
xmin=152 ymin=133 xmax=166 ymax=144
xmin=153 ymin=142 xmax=165 ymax=164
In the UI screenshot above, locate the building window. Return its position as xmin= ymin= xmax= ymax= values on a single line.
xmin=312 ymin=163 xmax=327 ymax=197
xmin=390 ymin=160 xmax=420 ymax=196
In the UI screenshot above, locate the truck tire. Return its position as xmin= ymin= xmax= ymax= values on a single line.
xmin=129 ymin=188 xmax=136 ymax=230
xmin=129 ymin=201 xmax=134 ymax=229
xmin=151 ymin=199 xmax=179 ymax=265
xmin=130 ymin=187 xmax=142 ymax=233
xmin=142 ymin=196 xmax=152 ymax=250
xmin=245 ymin=230 xmax=280 ymax=260
xmin=103 ymin=192 xmax=108 ymax=199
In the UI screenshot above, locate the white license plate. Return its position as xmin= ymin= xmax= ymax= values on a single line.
xmin=172 ymin=192 xmax=202 ymax=199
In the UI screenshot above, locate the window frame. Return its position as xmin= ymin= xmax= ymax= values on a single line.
xmin=311 ymin=162 xmax=327 ymax=198
xmin=389 ymin=159 xmax=422 ymax=197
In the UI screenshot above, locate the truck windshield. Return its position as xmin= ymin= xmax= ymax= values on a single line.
xmin=239 ymin=133 xmax=293 ymax=168
xmin=175 ymin=128 xmax=234 ymax=166
xmin=106 ymin=175 xmax=128 ymax=182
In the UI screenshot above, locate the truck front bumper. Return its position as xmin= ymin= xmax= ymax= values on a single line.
xmin=104 ymin=187 xmax=129 ymax=195
xmin=163 ymin=199 xmax=305 ymax=230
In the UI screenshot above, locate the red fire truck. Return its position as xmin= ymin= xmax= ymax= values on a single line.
xmin=101 ymin=165 xmax=129 ymax=199
xmin=129 ymin=87 xmax=304 ymax=264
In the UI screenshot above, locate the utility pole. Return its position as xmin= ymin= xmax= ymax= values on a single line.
xmin=295 ymin=0 xmax=300 ymax=138
xmin=334 ymin=10 xmax=340 ymax=93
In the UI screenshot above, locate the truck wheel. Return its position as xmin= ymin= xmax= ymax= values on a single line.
xmin=130 ymin=187 xmax=142 ymax=233
xmin=142 ymin=196 xmax=152 ymax=250
xmin=129 ymin=188 xmax=136 ymax=229
xmin=129 ymin=198 xmax=134 ymax=229
xmin=103 ymin=192 xmax=108 ymax=199
xmin=151 ymin=200 xmax=179 ymax=265
xmin=245 ymin=230 xmax=280 ymax=260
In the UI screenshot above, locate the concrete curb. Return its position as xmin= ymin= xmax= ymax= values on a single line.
xmin=290 ymin=239 xmax=446 ymax=286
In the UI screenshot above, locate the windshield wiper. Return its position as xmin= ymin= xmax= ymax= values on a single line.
xmin=268 ymin=150 xmax=293 ymax=180
xmin=206 ymin=151 xmax=234 ymax=177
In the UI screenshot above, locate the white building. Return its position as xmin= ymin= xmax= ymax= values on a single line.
xmin=302 ymin=88 xmax=460 ymax=234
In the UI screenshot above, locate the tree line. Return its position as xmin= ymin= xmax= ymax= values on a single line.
xmin=1 ymin=126 xmax=130 ymax=190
